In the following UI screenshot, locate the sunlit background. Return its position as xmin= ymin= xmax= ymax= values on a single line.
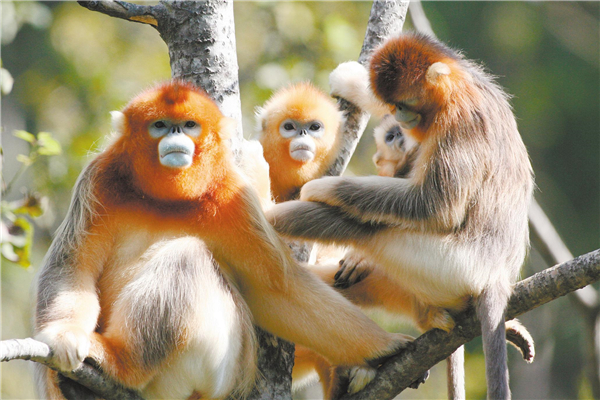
xmin=1 ymin=2 xmax=598 ymax=399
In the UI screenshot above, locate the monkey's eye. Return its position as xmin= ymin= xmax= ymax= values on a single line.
xmin=154 ymin=121 xmax=167 ymax=128
xmin=309 ymin=122 xmax=323 ymax=131
xmin=284 ymin=122 xmax=295 ymax=131
xmin=185 ymin=121 xmax=196 ymax=128
xmin=385 ymin=133 xmax=396 ymax=144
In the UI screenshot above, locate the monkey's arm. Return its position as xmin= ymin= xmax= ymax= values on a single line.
xmin=298 ymin=136 xmax=480 ymax=229
xmin=294 ymin=175 xmax=438 ymax=227
xmin=266 ymin=199 xmax=387 ymax=245
xmin=212 ymin=188 xmax=410 ymax=366
xmin=34 ymin=162 xmax=112 ymax=372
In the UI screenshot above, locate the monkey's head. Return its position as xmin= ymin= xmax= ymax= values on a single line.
xmin=256 ymin=82 xmax=342 ymax=201
xmin=111 ymin=80 xmax=234 ymax=201
xmin=370 ymin=33 xmax=462 ymax=141
xmin=372 ymin=114 xmax=417 ymax=178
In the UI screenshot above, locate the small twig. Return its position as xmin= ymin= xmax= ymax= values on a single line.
xmin=77 ymin=1 xmax=161 ymax=27
xmin=2 ymin=162 xmax=29 ymax=197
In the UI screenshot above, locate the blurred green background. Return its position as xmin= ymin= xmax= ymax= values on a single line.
xmin=1 ymin=1 xmax=598 ymax=399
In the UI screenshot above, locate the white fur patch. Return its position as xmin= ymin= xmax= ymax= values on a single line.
xmin=329 ymin=61 xmax=391 ymax=117
xmin=348 ymin=366 xmax=377 ymax=394
xmin=110 ymin=111 xmax=125 ymax=135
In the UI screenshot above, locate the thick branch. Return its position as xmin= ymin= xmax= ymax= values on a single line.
xmin=77 ymin=1 xmax=160 ymax=27
xmin=5 ymin=250 xmax=598 ymax=399
xmin=340 ymin=249 xmax=600 ymax=400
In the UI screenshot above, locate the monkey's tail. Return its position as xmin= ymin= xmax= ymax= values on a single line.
xmin=447 ymin=346 xmax=465 ymax=400
xmin=476 ymin=286 xmax=511 ymax=400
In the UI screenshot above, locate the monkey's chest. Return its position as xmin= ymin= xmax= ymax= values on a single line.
xmin=98 ymin=232 xmax=251 ymax=398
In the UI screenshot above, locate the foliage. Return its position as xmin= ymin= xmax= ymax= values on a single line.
xmin=1 ymin=129 xmax=61 ymax=267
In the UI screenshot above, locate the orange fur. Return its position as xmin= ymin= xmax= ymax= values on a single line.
xmin=36 ymin=81 xmax=409 ymax=399
xmin=259 ymin=82 xmax=341 ymax=201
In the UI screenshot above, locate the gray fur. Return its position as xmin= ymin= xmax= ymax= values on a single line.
xmin=447 ymin=346 xmax=465 ymax=400
xmin=35 ymin=160 xmax=101 ymax=327
xmin=477 ymin=286 xmax=511 ymax=399
xmin=269 ymin=201 xmax=387 ymax=245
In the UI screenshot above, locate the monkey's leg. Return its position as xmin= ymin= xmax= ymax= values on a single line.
xmin=293 ymin=346 xmax=333 ymax=397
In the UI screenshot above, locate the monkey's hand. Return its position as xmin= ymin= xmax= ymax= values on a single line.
xmin=334 ymin=252 xmax=375 ymax=289
xmin=35 ymin=324 xmax=91 ymax=371
xmin=299 ymin=176 xmax=345 ymax=205
xmin=329 ymin=61 xmax=392 ymax=117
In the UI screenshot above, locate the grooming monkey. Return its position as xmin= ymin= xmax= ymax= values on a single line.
xmin=267 ymin=33 xmax=534 ymax=399
xmin=337 ymin=115 xmax=534 ymax=398
xmin=34 ymin=81 xmax=413 ymax=399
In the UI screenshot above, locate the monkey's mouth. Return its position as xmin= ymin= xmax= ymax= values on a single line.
xmin=290 ymin=145 xmax=315 ymax=162
xmin=158 ymin=139 xmax=195 ymax=169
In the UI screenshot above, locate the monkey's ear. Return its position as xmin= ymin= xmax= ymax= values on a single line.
xmin=218 ymin=117 xmax=236 ymax=140
xmin=254 ymin=106 xmax=267 ymax=133
xmin=426 ymin=62 xmax=451 ymax=83
xmin=110 ymin=111 xmax=126 ymax=135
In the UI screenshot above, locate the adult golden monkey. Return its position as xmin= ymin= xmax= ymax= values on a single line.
xmin=33 ymin=80 xmax=411 ymax=399
xmin=267 ymin=33 xmax=534 ymax=399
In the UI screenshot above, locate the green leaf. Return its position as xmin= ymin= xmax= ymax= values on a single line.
xmin=37 ymin=132 xmax=62 ymax=156
xmin=16 ymin=154 xmax=33 ymax=166
xmin=12 ymin=193 xmax=45 ymax=218
xmin=12 ymin=217 xmax=33 ymax=268
xmin=13 ymin=130 xmax=36 ymax=143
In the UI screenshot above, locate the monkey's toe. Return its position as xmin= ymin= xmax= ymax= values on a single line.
xmin=408 ymin=369 xmax=430 ymax=389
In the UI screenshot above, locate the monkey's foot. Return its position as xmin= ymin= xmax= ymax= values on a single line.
xmin=417 ymin=306 xmax=456 ymax=333
xmin=334 ymin=253 xmax=374 ymax=289
xmin=347 ymin=366 xmax=377 ymax=394
xmin=35 ymin=324 xmax=91 ymax=372
xmin=408 ymin=369 xmax=430 ymax=389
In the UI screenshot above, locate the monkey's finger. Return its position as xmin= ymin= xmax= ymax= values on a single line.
xmin=334 ymin=263 xmax=356 ymax=289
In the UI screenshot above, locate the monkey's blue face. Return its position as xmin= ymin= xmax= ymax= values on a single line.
xmin=149 ymin=119 xmax=202 ymax=168
xmin=279 ymin=119 xmax=324 ymax=162
xmin=384 ymin=124 xmax=405 ymax=151
xmin=394 ymin=99 xmax=421 ymax=130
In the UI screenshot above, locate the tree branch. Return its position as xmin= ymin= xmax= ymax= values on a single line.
xmin=5 ymin=250 xmax=598 ymax=399
xmin=1 ymin=339 xmax=143 ymax=400
xmin=339 ymin=249 xmax=600 ymax=400
xmin=76 ymin=1 xmax=160 ymax=27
